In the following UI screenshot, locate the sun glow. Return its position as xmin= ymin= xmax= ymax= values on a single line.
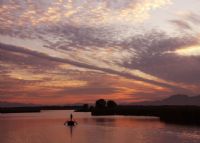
xmin=175 ymin=45 xmax=200 ymax=56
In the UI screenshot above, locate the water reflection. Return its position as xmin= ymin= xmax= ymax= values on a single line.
xmin=69 ymin=126 xmax=73 ymax=138
xmin=0 ymin=110 xmax=200 ymax=143
xmin=81 ymin=116 xmax=163 ymax=128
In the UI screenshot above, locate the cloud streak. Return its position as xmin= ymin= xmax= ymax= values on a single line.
xmin=1 ymin=0 xmax=200 ymax=104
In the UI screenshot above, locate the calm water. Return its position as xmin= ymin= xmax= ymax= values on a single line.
xmin=0 ymin=110 xmax=200 ymax=143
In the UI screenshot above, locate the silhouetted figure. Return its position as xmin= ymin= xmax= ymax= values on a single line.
xmin=70 ymin=114 xmax=73 ymax=121
xmin=65 ymin=113 xmax=77 ymax=126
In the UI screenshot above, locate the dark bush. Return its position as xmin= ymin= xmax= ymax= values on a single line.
xmin=107 ymin=100 xmax=117 ymax=108
xmin=95 ymin=99 xmax=106 ymax=109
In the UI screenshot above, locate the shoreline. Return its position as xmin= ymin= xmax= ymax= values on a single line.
xmin=91 ymin=105 xmax=200 ymax=126
xmin=1 ymin=105 xmax=200 ymax=126
xmin=0 ymin=106 xmax=81 ymax=113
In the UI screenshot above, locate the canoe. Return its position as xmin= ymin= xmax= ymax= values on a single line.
xmin=65 ymin=120 xmax=77 ymax=126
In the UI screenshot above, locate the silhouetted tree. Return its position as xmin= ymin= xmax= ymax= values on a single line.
xmin=82 ymin=104 xmax=89 ymax=110
xmin=89 ymin=105 xmax=94 ymax=111
xmin=95 ymin=99 xmax=106 ymax=109
xmin=107 ymin=100 xmax=117 ymax=108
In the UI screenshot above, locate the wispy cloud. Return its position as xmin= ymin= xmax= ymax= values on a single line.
xmin=1 ymin=0 xmax=200 ymax=104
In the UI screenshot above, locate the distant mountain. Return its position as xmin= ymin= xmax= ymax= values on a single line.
xmin=0 ymin=102 xmax=37 ymax=107
xmin=134 ymin=94 xmax=200 ymax=106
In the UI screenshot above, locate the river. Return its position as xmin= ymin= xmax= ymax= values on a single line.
xmin=0 ymin=110 xmax=200 ymax=143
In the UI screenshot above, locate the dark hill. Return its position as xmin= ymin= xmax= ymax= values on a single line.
xmin=133 ymin=95 xmax=200 ymax=106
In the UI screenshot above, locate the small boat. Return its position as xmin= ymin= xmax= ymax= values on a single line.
xmin=66 ymin=120 xmax=77 ymax=126
xmin=65 ymin=113 xmax=78 ymax=126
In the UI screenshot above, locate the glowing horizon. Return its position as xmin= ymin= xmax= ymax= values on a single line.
xmin=0 ymin=0 xmax=200 ymax=105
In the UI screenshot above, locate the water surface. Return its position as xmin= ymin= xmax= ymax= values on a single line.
xmin=0 ymin=110 xmax=200 ymax=143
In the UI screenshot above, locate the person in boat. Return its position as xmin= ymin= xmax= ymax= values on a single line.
xmin=66 ymin=113 xmax=78 ymax=126
xmin=70 ymin=113 xmax=73 ymax=121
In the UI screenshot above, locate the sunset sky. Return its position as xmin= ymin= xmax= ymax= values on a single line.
xmin=0 ymin=0 xmax=200 ymax=105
